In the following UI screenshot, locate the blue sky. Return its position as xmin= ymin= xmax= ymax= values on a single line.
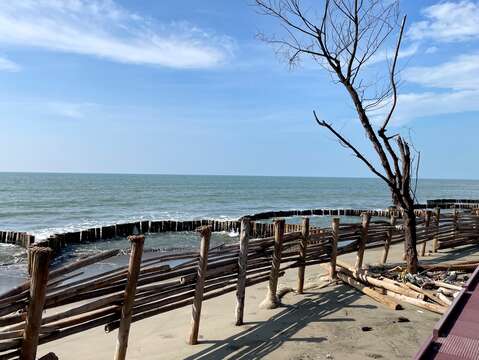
xmin=1 ymin=0 xmax=478 ymax=179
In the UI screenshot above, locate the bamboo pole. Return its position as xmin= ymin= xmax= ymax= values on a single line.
xmin=188 ymin=225 xmax=211 ymax=345
xmin=337 ymin=272 xmax=401 ymax=310
xmin=114 ymin=235 xmax=145 ymax=360
xmin=259 ymin=219 xmax=285 ymax=309
xmin=382 ymin=290 xmax=446 ymax=314
xmin=235 ymin=218 xmax=250 ymax=326
xmin=380 ymin=215 xmax=396 ymax=265
xmin=432 ymin=207 xmax=441 ymax=252
xmin=330 ymin=218 xmax=339 ymax=281
xmin=21 ymin=247 xmax=52 ymax=360
xmin=355 ymin=213 xmax=370 ymax=271
xmin=297 ymin=217 xmax=310 ymax=294
xmin=420 ymin=211 xmax=432 ymax=257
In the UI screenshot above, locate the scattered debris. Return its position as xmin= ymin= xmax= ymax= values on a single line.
xmin=361 ymin=326 xmax=373 ymax=332
xmin=336 ymin=259 xmax=478 ymax=314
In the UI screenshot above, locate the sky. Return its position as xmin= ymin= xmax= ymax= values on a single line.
xmin=1 ymin=0 xmax=479 ymax=179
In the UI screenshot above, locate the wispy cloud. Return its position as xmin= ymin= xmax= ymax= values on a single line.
xmin=0 ymin=0 xmax=233 ymax=69
xmin=368 ymin=43 xmax=419 ymax=65
xmin=371 ymin=51 xmax=479 ymax=124
xmin=381 ymin=90 xmax=479 ymax=125
xmin=408 ymin=1 xmax=479 ymax=42
xmin=0 ymin=56 xmax=21 ymax=72
xmin=404 ymin=52 xmax=479 ymax=91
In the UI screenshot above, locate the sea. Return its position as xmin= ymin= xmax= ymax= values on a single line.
xmin=1 ymin=172 xmax=479 ymax=291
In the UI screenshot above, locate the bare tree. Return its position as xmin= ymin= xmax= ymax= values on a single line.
xmin=256 ymin=0 xmax=420 ymax=273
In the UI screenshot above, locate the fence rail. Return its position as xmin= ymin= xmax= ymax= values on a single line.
xmin=0 ymin=209 xmax=478 ymax=359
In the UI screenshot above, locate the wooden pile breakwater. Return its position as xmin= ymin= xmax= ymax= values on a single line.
xmin=0 ymin=210 xmax=478 ymax=359
xmin=0 ymin=206 xmax=437 ymax=254
xmin=427 ymin=199 xmax=479 ymax=209
xmin=0 ymin=232 xmax=34 ymax=248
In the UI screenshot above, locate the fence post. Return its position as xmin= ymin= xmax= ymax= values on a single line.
xmin=260 ymin=219 xmax=285 ymax=309
xmin=420 ymin=211 xmax=432 ymax=257
xmin=330 ymin=218 xmax=339 ymax=281
xmin=114 ymin=235 xmax=145 ymax=360
xmin=297 ymin=217 xmax=310 ymax=294
xmin=235 ymin=218 xmax=250 ymax=326
xmin=475 ymin=209 xmax=479 ymax=240
xmin=380 ymin=215 xmax=396 ymax=265
xmin=453 ymin=209 xmax=458 ymax=241
xmin=355 ymin=213 xmax=370 ymax=272
xmin=432 ymin=207 xmax=441 ymax=252
xmin=21 ymin=247 xmax=52 ymax=360
xmin=188 ymin=225 xmax=211 ymax=345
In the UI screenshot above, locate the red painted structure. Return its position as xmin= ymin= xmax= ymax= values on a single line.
xmin=415 ymin=265 xmax=479 ymax=359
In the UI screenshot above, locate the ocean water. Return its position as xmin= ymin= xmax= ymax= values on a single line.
xmin=1 ymin=173 xmax=479 ymax=291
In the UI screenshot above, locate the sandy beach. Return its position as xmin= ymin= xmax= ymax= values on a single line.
xmin=35 ymin=241 xmax=479 ymax=360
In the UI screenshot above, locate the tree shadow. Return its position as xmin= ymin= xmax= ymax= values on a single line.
xmin=184 ymin=284 xmax=374 ymax=360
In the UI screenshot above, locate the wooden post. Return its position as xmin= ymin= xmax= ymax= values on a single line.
xmin=235 ymin=218 xmax=250 ymax=326
xmin=420 ymin=211 xmax=432 ymax=257
xmin=432 ymin=207 xmax=441 ymax=252
xmin=355 ymin=213 xmax=370 ymax=271
xmin=453 ymin=209 xmax=458 ymax=241
xmin=259 ymin=219 xmax=285 ymax=309
xmin=188 ymin=225 xmax=211 ymax=345
xmin=114 ymin=235 xmax=145 ymax=360
xmin=330 ymin=218 xmax=339 ymax=281
xmin=21 ymin=247 xmax=52 ymax=360
xmin=297 ymin=217 xmax=310 ymax=294
xmin=380 ymin=215 xmax=396 ymax=265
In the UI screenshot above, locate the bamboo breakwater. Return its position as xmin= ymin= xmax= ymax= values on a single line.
xmin=1 ymin=209 xmax=479 ymax=359
xmin=4 ymin=199 xmax=479 ymax=254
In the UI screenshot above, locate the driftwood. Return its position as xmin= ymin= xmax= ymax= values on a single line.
xmin=337 ymin=272 xmax=401 ymax=310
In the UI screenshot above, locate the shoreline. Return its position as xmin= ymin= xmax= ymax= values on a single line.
xmin=36 ymin=242 xmax=479 ymax=359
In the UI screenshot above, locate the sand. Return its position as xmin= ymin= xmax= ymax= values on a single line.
xmin=36 ymin=242 xmax=479 ymax=360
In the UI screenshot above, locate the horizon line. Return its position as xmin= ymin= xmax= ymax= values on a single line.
xmin=0 ymin=170 xmax=478 ymax=182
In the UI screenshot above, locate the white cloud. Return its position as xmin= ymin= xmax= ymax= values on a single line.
xmin=370 ymin=51 xmax=479 ymax=124
xmin=368 ymin=43 xmax=419 ymax=65
xmin=0 ymin=56 xmax=20 ymax=72
xmin=424 ymin=46 xmax=438 ymax=54
xmin=408 ymin=1 xmax=479 ymax=42
xmin=388 ymin=90 xmax=479 ymax=124
xmin=404 ymin=53 xmax=479 ymax=90
xmin=46 ymin=101 xmax=96 ymax=119
xmin=0 ymin=0 xmax=233 ymax=69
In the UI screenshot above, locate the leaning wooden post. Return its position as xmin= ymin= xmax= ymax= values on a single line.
xmin=420 ymin=211 xmax=432 ymax=257
xmin=355 ymin=213 xmax=370 ymax=271
xmin=260 ymin=219 xmax=285 ymax=309
xmin=330 ymin=218 xmax=339 ymax=281
xmin=235 ymin=218 xmax=251 ymax=326
xmin=297 ymin=217 xmax=310 ymax=294
xmin=188 ymin=225 xmax=211 ymax=345
xmin=380 ymin=215 xmax=396 ymax=265
xmin=114 ymin=235 xmax=145 ymax=360
xmin=21 ymin=247 xmax=52 ymax=360
xmin=432 ymin=207 xmax=441 ymax=252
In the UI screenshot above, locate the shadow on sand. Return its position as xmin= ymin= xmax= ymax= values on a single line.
xmin=184 ymin=284 xmax=376 ymax=360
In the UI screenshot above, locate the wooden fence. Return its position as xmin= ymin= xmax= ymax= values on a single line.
xmin=0 ymin=210 xmax=478 ymax=359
